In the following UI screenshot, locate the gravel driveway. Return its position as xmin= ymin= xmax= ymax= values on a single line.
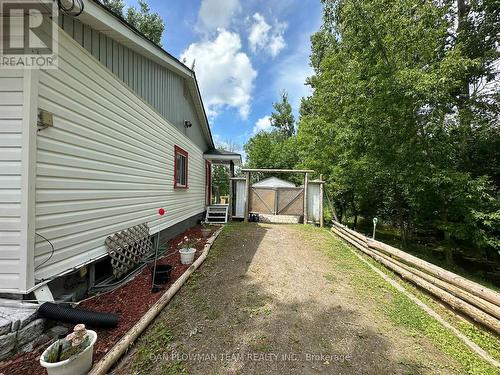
xmin=113 ymin=223 xmax=491 ymax=375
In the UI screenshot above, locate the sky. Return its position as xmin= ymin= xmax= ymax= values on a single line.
xmin=124 ymin=0 xmax=324 ymax=151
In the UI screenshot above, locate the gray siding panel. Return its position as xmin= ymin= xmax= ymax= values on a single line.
xmin=106 ymin=37 xmax=113 ymax=70
xmin=91 ymin=29 xmax=100 ymax=60
xmin=83 ymin=24 xmax=92 ymax=51
xmin=60 ymin=16 xmax=209 ymax=150
xmin=99 ymin=33 xmax=106 ymax=65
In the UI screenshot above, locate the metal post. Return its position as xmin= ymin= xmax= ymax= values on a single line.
xmin=151 ymin=231 xmax=161 ymax=292
xmin=303 ymin=172 xmax=309 ymax=224
xmin=244 ymin=172 xmax=250 ymax=222
xmin=372 ymin=217 xmax=378 ymax=239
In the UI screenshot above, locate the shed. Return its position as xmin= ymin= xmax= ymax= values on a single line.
xmin=252 ymin=177 xmax=296 ymax=188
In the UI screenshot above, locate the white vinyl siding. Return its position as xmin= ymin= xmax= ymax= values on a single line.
xmin=34 ymin=31 xmax=206 ymax=280
xmin=0 ymin=70 xmax=36 ymax=292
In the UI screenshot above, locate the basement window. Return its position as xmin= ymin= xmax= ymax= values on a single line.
xmin=174 ymin=145 xmax=188 ymax=188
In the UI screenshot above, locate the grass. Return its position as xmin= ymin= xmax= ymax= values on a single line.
xmin=296 ymin=224 xmax=499 ymax=375
xmin=132 ymin=320 xmax=175 ymax=374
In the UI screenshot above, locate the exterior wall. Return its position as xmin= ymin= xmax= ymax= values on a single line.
xmin=59 ymin=15 xmax=209 ymax=151
xmin=34 ymin=30 xmax=207 ymax=281
xmin=0 ymin=70 xmax=37 ymax=292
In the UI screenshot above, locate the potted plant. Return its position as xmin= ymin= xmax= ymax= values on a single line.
xmin=178 ymin=236 xmax=197 ymax=264
xmin=40 ymin=324 xmax=97 ymax=375
xmin=200 ymin=221 xmax=211 ymax=238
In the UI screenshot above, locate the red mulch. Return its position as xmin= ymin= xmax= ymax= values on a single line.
xmin=0 ymin=225 xmax=215 ymax=375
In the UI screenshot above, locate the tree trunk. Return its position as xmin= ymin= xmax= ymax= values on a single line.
xmin=400 ymin=219 xmax=408 ymax=249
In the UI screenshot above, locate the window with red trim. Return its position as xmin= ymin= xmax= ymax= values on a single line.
xmin=174 ymin=146 xmax=188 ymax=188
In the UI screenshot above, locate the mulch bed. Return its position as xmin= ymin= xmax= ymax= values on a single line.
xmin=0 ymin=225 xmax=216 ymax=375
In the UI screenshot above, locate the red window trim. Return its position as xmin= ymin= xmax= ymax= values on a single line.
xmin=174 ymin=145 xmax=188 ymax=189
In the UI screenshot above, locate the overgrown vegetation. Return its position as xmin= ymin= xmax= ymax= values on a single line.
xmin=245 ymin=0 xmax=499 ymax=267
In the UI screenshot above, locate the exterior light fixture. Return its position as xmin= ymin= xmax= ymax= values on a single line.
xmin=184 ymin=120 xmax=192 ymax=128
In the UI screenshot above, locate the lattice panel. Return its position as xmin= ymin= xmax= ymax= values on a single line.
xmin=105 ymin=223 xmax=153 ymax=279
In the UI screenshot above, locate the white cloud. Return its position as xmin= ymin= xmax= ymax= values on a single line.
xmin=253 ymin=115 xmax=272 ymax=134
xmin=248 ymin=13 xmax=286 ymax=58
xmin=198 ymin=0 xmax=240 ymax=31
xmin=248 ymin=14 xmax=271 ymax=51
xmin=181 ymin=29 xmax=257 ymax=119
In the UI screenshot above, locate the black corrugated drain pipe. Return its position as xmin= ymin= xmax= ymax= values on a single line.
xmin=38 ymin=302 xmax=119 ymax=328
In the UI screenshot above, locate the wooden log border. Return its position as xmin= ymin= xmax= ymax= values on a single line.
xmin=328 ymin=229 xmax=500 ymax=368
xmin=89 ymin=226 xmax=224 ymax=375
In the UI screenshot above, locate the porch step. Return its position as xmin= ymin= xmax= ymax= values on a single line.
xmin=205 ymin=205 xmax=228 ymax=224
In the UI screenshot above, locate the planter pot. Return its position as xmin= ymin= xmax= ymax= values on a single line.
xmin=152 ymin=264 xmax=172 ymax=284
xmin=179 ymin=248 xmax=196 ymax=265
xmin=201 ymin=228 xmax=211 ymax=238
xmin=40 ymin=330 xmax=97 ymax=375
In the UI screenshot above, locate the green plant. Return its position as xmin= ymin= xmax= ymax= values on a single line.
xmin=44 ymin=324 xmax=91 ymax=363
xmin=178 ymin=236 xmax=198 ymax=250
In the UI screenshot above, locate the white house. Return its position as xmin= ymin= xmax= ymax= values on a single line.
xmin=0 ymin=1 xmax=240 ymax=295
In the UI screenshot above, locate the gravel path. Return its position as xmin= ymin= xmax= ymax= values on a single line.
xmin=114 ymin=223 xmax=464 ymax=374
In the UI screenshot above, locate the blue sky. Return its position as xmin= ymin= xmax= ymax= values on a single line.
xmin=124 ymin=0 xmax=323 ymax=151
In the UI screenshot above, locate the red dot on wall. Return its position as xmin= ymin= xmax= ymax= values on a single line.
xmin=158 ymin=208 xmax=165 ymax=216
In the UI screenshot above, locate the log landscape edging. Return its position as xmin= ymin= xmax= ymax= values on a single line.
xmin=88 ymin=226 xmax=224 ymax=375
xmin=330 ymin=221 xmax=500 ymax=368
xmin=328 ymin=230 xmax=499 ymax=368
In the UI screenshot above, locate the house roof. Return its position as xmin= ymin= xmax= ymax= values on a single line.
xmin=252 ymin=177 xmax=296 ymax=188
xmin=79 ymin=1 xmax=214 ymax=148
xmin=204 ymin=148 xmax=242 ymax=165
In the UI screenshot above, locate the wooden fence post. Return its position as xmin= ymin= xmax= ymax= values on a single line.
xmin=228 ymin=161 xmax=234 ymax=219
xmin=244 ymin=172 xmax=250 ymax=222
xmin=303 ymin=172 xmax=309 ymax=224
xmin=319 ymin=174 xmax=324 ymax=227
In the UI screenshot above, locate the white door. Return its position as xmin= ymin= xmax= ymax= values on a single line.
xmin=235 ymin=180 xmax=246 ymax=218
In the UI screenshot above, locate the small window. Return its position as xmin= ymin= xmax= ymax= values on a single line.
xmin=174 ymin=146 xmax=188 ymax=188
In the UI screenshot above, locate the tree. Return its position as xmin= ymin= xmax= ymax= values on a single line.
xmin=270 ymin=91 xmax=295 ymax=138
xmin=101 ymin=0 xmax=124 ymax=15
xmin=244 ymin=130 xmax=300 ymax=183
xmin=211 ymin=141 xmax=242 ymax=203
xmin=126 ymin=1 xmax=164 ymax=46
xmin=296 ymin=0 xmax=499 ymax=258
xmin=244 ymin=91 xmax=300 ymax=182
xmin=100 ymin=0 xmax=164 ymax=46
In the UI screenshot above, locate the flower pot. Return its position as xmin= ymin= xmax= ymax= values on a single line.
xmin=201 ymin=228 xmax=211 ymax=238
xmin=152 ymin=264 xmax=172 ymax=284
xmin=179 ymin=247 xmax=196 ymax=265
xmin=40 ymin=330 xmax=97 ymax=375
